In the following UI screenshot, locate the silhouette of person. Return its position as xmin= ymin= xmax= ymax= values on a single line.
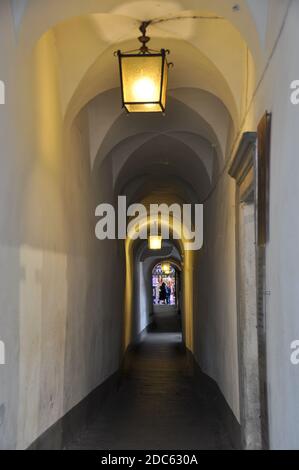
xmin=159 ymin=282 xmax=167 ymax=304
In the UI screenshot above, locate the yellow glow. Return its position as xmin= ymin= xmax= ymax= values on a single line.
xmin=162 ymin=262 xmax=171 ymax=274
xmin=132 ymin=77 xmax=156 ymax=101
xmin=125 ymin=103 xmax=162 ymax=113
xmin=149 ymin=236 xmax=162 ymax=250
xmin=120 ymin=53 xmax=168 ymax=113
xmin=35 ymin=30 xmax=63 ymax=170
xmin=124 ymin=216 xmax=194 ymax=353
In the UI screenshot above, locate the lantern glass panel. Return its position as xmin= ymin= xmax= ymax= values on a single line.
xmin=162 ymin=263 xmax=171 ymax=274
xmin=149 ymin=236 xmax=162 ymax=250
xmin=160 ymin=59 xmax=168 ymax=110
xmin=120 ymin=53 xmax=167 ymax=112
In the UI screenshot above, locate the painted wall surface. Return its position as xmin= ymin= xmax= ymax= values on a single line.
xmin=0 ymin=9 xmax=123 ymax=449
xmin=138 ymin=262 xmax=150 ymax=335
xmin=131 ymin=258 xmax=152 ymax=340
xmin=246 ymin=1 xmax=299 ymax=450
xmin=0 ymin=0 xmax=21 ymax=450
xmin=196 ymin=0 xmax=299 ymax=449
xmin=196 ymin=173 xmax=240 ymax=421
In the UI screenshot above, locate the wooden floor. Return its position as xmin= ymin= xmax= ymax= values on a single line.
xmin=66 ymin=312 xmax=233 ymax=450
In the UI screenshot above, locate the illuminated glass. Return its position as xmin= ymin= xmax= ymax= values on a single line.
xmin=148 ymin=235 xmax=162 ymax=250
xmin=161 ymin=262 xmax=171 ymax=274
xmin=118 ymin=50 xmax=168 ymax=113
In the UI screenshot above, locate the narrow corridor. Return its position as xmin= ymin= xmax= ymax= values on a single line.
xmin=2 ymin=1 xmax=299 ymax=451
xmin=66 ymin=313 xmax=233 ymax=450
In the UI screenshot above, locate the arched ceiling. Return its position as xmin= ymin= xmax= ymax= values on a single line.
xmin=18 ymin=0 xmax=267 ymax=133
xmin=113 ymin=134 xmax=212 ymax=203
xmin=140 ymin=248 xmax=182 ymax=268
xmin=136 ymin=240 xmax=182 ymax=264
xmin=15 ymin=0 xmax=276 ymax=237
xmin=63 ymin=34 xmax=241 ymax=126
xmin=120 ymin=175 xmax=201 ymax=208
xmin=88 ymin=89 xmax=231 ymax=173
xmin=89 ymin=90 xmax=230 ymax=204
xmin=125 ymin=209 xmax=198 ymax=253
xmin=17 ymin=0 xmax=266 ymax=63
xmin=89 ymin=87 xmax=228 ymax=212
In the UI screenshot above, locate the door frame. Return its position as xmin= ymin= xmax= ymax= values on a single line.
xmin=229 ymin=132 xmax=269 ymax=449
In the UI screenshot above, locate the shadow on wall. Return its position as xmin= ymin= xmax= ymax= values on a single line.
xmin=0 ymin=105 xmax=125 ymax=451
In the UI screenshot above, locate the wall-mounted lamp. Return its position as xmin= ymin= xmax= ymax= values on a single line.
xmin=116 ymin=22 xmax=172 ymax=113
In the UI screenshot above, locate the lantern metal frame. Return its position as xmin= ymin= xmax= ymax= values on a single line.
xmin=115 ymin=22 xmax=173 ymax=113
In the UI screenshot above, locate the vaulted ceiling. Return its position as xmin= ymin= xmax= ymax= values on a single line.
xmin=15 ymin=0 xmax=277 ymax=233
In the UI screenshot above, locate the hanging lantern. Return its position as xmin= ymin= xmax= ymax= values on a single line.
xmin=162 ymin=262 xmax=171 ymax=274
xmin=148 ymin=235 xmax=162 ymax=250
xmin=116 ymin=22 xmax=172 ymax=113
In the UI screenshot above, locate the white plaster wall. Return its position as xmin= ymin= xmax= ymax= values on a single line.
xmin=10 ymin=0 xmax=28 ymax=32
xmin=0 ymin=3 xmax=124 ymax=449
xmin=196 ymin=0 xmax=299 ymax=449
xmin=130 ymin=261 xmax=150 ymax=339
xmin=196 ymin=173 xmax=240 ymax=421
xmin=0 ymin=0 xmax=23 ymax=449
xmin=138 ymin=263 xmax=150 ymax=335
xmin=247 ymin=0 xmax=299 ymax=449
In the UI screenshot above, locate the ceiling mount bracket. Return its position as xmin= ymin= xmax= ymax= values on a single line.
xmin=138 ymin=21 xmax=152 ymax=54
